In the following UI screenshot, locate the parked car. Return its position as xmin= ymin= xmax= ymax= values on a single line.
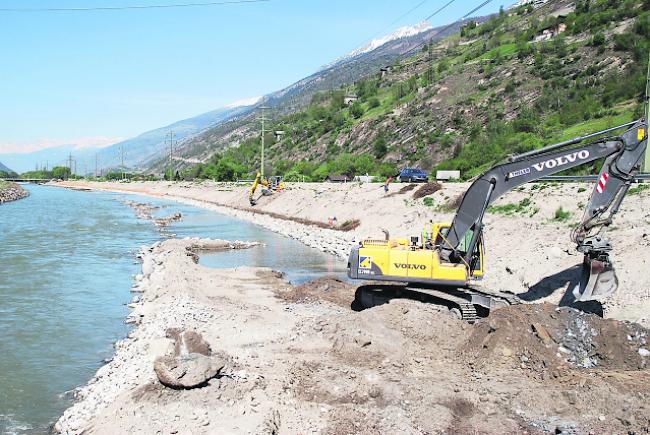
xmin=399 ymin=168 xmax=428 ymax=183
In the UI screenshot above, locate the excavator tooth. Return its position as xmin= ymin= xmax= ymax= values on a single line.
xmin=573 ymin=255 xmax=618 ymax=302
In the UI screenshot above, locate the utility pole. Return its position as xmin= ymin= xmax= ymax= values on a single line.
xmin=166 ymin=131 xmax=177 ymax=181
xmin=68 ymin=153 xmax=74 ymax=180
xmin=119 ymin=146 xmax=126 ymax=180
xmin=258 ymin=106 xmax=269 ymax=178
xmin=643 ymin=48 xmax=650 ymax=173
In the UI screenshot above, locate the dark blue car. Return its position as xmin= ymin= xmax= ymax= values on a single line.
xmin=399 ymin=168 xmax=429 ymax=183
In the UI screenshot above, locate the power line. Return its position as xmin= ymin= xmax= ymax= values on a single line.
xmin=376 ymin=0 xmax=430 ymax=37
xmin=425 ymin=0 xmax=493 ymax=39
xmin=458 ymin=0 xmax=494 ymax=21
xmin=424 ymin=0 xmax=457 ymax=21
xmin=367 ymin=0 xmax=455 ymax=47
xmin=0 ymin=0 xmax=268 ymax=12
xmin=395 ymin=0 xmax=497 ymax=69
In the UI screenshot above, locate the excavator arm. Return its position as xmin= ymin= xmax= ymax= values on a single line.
xmin=249 ymin=172 xmax=269 ymax=206
xmin=439 ymin=119 xmax=648 ymax=302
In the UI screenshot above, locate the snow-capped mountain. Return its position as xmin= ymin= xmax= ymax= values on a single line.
xmin=323 ymin=21 xmax=433 ymax=69
xmin=224 ymin=96 xmax=262 ymax=109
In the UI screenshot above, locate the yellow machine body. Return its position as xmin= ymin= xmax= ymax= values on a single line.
xmin=348 ymin=222 xmax=484 ymax=287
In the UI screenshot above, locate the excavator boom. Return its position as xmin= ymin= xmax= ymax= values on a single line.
xmin=440 ymin=119 xmax=647 ymax=302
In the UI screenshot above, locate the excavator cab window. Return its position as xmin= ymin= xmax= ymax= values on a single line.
xmin=435 ymin=226 xmax=483 ymax=273
xmin=456 ymin=229 xmax=483 ymax=273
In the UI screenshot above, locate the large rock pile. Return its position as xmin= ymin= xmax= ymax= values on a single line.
xmin=0 ymin=182 xmax=29 ymax=204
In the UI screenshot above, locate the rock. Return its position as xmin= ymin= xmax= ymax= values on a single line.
xmin=546 ymin=247 xmax=564 ymax=259
xmin=182 ymin=331 xmax=212 ymax=356
xmin=639 ymin=348 xmax=650 ymax=357
xmin=154 ymin=353 xmax=225 ymax=389
xmin=166 ymin=328 xmax=212 ymax=356
xmin=532 ymin=322 xmax=554 ymax=346
xmin=354 ymin=336 xmax=372 ymax=347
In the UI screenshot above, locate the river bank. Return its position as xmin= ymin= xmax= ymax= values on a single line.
xmin=48 ymin=180 xmax=650 ymax=433
xmin=0 ymin=181 xmax=29 ymax=204
xmin=55 ymin=236 xmax=650 ymax=434
xmin=51 ymin=179 xmax=650 ymax=327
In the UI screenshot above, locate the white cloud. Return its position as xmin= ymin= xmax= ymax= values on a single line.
xmin=0 ymin=136 xmax=123 ymax=154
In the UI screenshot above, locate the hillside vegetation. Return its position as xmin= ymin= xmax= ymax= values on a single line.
xmin=184 ymin=0 xmax=650 ymax=181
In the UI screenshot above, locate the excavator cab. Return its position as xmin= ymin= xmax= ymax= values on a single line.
xmin=434 ymin=224 xmax=484 ymax=281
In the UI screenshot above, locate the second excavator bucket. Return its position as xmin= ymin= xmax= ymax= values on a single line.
xmin=573 ymin=254 xmax=618 ymax=302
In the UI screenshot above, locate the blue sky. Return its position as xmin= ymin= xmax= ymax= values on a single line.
xmin=0 ymin=0 xmax=506 ymax=154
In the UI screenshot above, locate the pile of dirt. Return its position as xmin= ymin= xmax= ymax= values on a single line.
xmin=386 ymin=183 xmax=417 ymax=197
xmin=276 ymin=277 xmax=357 ymax=308
xmin=412 ymin=182 xmax=443 ymax=199
xmin=463 ymin=304 xmax=649 ymax=374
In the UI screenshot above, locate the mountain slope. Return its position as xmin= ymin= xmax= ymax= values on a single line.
xmin=150 ymin=18 xmax=482 ymax=171
xmin=0 ymin=99 xmax=261 ymax=176
xmin=95 ymin=100 xmax=259 ymax=171
xmin=181 ymin=0 xmax=649 ymax=181
xmin=0 ymin=146 xmax=97 ymax=175
xmin=0 ymin=161 xmax=15 ymax=175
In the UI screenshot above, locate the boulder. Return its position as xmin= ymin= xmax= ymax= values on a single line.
xmin=154 ymin=353 xmax=225 ymax=389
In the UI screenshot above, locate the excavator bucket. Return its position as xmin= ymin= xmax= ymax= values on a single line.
xmin=573 ymin=254 xmax=618 ymax=302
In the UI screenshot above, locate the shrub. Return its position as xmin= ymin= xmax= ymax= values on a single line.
xmin=628 ymin=183 xmax=650 ymax=195
xmin=349 ymin=101 xmax=365 ymax=119
xmin=554 ymin=207 xmax=572 ymax=222
xmin=590 ymin=32 xmax=606 ymax=46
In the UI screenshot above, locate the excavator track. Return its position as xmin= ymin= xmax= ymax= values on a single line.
xmin=354 ymin=283 xmax=518 ymax=324
xmin=456 ymin=303 xmax=479 ymax=323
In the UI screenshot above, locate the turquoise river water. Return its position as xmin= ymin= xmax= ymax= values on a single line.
xmin=0 ymin=184 xmax=345 ymax=434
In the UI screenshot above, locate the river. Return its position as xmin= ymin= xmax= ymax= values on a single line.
xmin=0 ymin=184 xmax=345 ymax=434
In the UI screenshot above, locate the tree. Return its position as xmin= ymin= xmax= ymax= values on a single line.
xmin=52 ymin=166 xmax=71 ymax=180
xmin=349 ymin=101 xmax=364 ymax=119
xmin=373 ymin=134 xmax=388 ymax=158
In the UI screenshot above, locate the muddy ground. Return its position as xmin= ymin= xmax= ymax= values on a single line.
xmin=56 ymin=240 xmax=650 ymax=434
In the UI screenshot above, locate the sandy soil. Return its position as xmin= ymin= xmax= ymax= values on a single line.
xmin=54 ymin=237 xmax=650 ymax=434
xmin=52 ymin=179 xmax=650 ymax=326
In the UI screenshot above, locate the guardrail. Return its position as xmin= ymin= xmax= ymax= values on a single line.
xmin=540 ymin=174 xmax=650 ymax=182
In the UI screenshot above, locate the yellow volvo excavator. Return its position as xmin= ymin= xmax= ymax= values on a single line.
xmin=348 ymin=119 xmax=648 ymax=320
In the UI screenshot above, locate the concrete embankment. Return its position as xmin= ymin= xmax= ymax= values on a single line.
xmin=0 ymin=181 xmax=29 ymax=204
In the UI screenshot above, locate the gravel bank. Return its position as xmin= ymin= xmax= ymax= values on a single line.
xmin=54 ymin=238 xmax=650 ymax=434
xmin=0 ymin=181 xmax=29 ymax=204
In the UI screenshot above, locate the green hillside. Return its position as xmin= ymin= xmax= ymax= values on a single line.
xmin=185 ymin=0 xmax=650 ymax=181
